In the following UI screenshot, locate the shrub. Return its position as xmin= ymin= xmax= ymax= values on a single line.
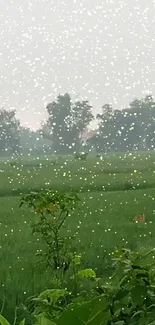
xmin=30 ymin=248 xmax=155 ymax=324
xmin=74 ymin=152 xmax=88 ymax=161
xmin=20 ymin=190 xmax=80 ymax=272
xmin=2 ymin=248 xmax=155 ymax=324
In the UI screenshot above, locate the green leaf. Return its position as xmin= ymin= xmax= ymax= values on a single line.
xmin=19 ymin=200 xmax=24 ymax=208
xmin=35 ymin=314 xmax=56 ymax=325
xmin=87 ymin=311 xmax=111 ymax=325
xmin=148 ymin=304 xmax=155 ymax=310
xmin=72 ymin=254 xmax=81 ymax=265
xmin=119 ymin=275 xmax=129 ymax=286
xmin=130 ymin=310 xmax=144 ymax=320
xmin=57 ymin=295 xmax=110 ymax=325
xmin=0 ymin=315 xmax=11 ymax=325
xmin=18 ymin=320 xmax=25 ymax=325
xmin=145 ymin=312 xmax=155 ymax=324
xmin=77 ymin=269 xmax=96 ymax=279
xmin=114 ymin=289 xmax=129 ymax=301
xmin=113 ymin=322 xmax=124 ymax=325
xmin=38 ymin=289 xmax=68 ymax=304
xmin=131 ymin=285 xmax=147 ymax=305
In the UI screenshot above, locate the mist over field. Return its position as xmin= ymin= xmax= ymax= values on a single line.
xmin=1 ymin=0 xmax=155 ymax=129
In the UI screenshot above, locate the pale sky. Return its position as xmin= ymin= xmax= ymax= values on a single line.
xmin=0 ymin=0 xmax=155 ymax=129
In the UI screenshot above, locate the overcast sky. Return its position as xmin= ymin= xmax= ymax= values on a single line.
xmin=0 ymin=0 xmax=155 ymax=129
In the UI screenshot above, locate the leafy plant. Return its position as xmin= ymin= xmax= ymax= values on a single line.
xmin=54 ymin=248 xmax=155 ymax=324
xmin=0 ymin=315 xmax=25 ymax=325
xmin=95 ymin=248 xmax=155 ymax=324
xmin=20 ymin=190 xmax=80 ymax=272
xmin=56 ymin=295 xmax=111 ymax=325
xmin=39 ymin=248 xmax=155 ymax=324
xmin=76 ymin=268 xmax=96 ymax=279
xmin=3 ymin=248 xmax=155 ymax=324
xmin=0 ymin=314 xmax=57 ymax=325
xmin=30 ymin=288 xmax=70 ymax=317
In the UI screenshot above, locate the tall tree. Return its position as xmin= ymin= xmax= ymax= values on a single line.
xmin=129 ymin=95 xmax=155 ymax=150
xmin=71 ymin=100 xmax=94 ymax=152
xmin=42 ymin=94 xmax=94 ymax=154
xmin=44 ymin=93 xmax=72 ymax=154
xmin=94 ymin=104 xmax=114 ymax=152
xmin=0 ymin=108 xmax=20 ymax=155
xmin=91 ymin=95 xmax=155 ymax=153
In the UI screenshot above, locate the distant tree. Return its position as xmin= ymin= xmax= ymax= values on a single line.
xmin=97 ymin=104 xmax=113 ymax=121
xmin=42 ymin=94 xmax=94 ymax=154
xmin=92 ymin=104 xmax=114 ymax=152
xmin=112 ymin=108 xmax=142 ymax=152
xmin=20 ymin=127 xmax=32 ymax=148
xmin=20 ymin=127 xmax=52 ymax=154
xmin=129 ymin=95 xmax=155 ymax=150
xmin=42 ymin=93 xmax=155 ymax=154
xmin=71 ymin=100 xmax=94 ymax=152
xmin=0 ymin=108 xmax=20 ymax=155
xmin=43 ymin=93 xmax=72 ymax=154
xmin=89 ymin=95 xmax=155 ymax=153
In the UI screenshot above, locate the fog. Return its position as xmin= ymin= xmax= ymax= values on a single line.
xmin=0 ymin=0 xmax=155 ymax=129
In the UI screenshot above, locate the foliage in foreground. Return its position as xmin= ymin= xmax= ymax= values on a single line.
xmin=9 ymin=190 xmax=155 ymax=324
xmin=2 ymin=248 xmax=155 ymax=324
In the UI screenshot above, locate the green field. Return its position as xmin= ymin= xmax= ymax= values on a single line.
xmin=0 ymin=151 xmax=155 ymax=319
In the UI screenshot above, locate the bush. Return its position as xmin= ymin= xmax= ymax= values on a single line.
xmin=20 ymin=190 xmax=80 ymax=272
xmin=74 ymin=152 xmax=88 ymax=161
xmin=2 ymin=248 xmax=155 ymax=324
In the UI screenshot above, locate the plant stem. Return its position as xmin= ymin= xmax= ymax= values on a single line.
xmin=0 ymin=297 xmax=5 ymax=315
xmin=53 ymin=228 xmax=60 ymax=269
xmin=13 ymin=307 xmax=17 ymax=325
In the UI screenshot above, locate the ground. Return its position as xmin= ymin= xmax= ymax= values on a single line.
xmin=0 ymin=151 xmax=155 ymax=318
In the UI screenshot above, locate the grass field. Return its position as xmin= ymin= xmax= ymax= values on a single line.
xmin=0 ymin=151 xmax=155 ymax=319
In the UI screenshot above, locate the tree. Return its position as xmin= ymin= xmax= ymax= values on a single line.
xmin=89 ymin=95 xmax=155 ymax=153
xmin=20 ymin=127 xmax=52 ymax=153
xmin=129 ymin=95 xmax=155 ymax=150
xmin=92 ymin=104 xmax=114 ymax=152
xmin=44 ymin=93 xmax=72 ymax=154
xmin=42 ymin=94 xmax=94 ymax=154
xmin=43 ymin=93 xmax=155 ymax=154
xmin=71 ymin=100 xmax=94 ymax=152
xmin=0 ymin=108 xmax=20 ymax=155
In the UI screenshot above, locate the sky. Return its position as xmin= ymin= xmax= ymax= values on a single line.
xmin=0 ymin=0 xmax=155 ymax=129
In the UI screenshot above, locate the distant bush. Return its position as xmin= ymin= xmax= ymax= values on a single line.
xmin=74 ymin=152 xmax=88 ymax=161
xmin=9 ymin=161 xmax=18 ymax=167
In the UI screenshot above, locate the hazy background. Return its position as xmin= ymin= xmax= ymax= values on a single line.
xmin=0 ymin=0 xmax=155 ymax=129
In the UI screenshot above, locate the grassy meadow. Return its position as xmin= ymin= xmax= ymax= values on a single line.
xmin=0 ymin=151 xmax=155 ymax=319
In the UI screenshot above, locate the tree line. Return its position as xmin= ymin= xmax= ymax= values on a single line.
xmin=0 ymin=93 xmax=155 ymax=155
